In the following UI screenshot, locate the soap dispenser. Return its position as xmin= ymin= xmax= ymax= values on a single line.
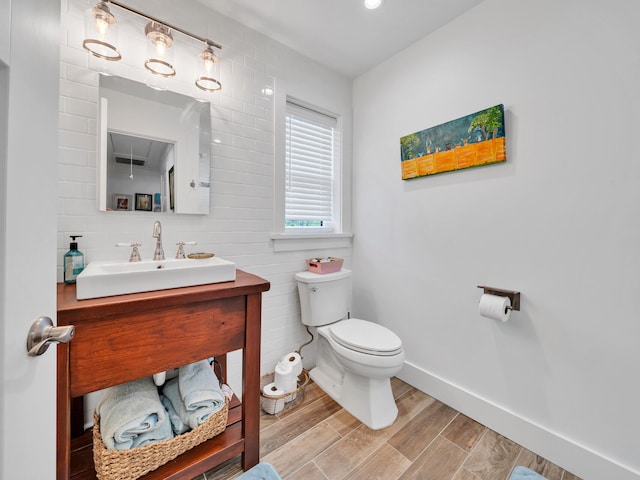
xmin=64 ymin=235 xmax=84 ymax=284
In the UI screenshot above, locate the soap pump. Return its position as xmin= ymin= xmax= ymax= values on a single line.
xmin=64 ymin=235 xmax=84 ymax=284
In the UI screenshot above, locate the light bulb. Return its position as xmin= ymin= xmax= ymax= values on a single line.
xmin=95 ymin=15 xmax=109 ymax=36
xmin=200 ymin=46 xmax=218 ymax=72
xmin=154 ymin=37 xmax=167 ymax=57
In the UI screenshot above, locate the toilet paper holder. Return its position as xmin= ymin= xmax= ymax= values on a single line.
xmin=477 ymin=285 xmax=520 ymax=311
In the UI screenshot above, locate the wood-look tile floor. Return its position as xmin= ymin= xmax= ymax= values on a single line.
xmin=198 ymin=378 xmax=582 ymax=480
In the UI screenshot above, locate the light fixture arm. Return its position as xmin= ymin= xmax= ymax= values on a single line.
xmin=105 ymin=0 xmax=222 ymax=50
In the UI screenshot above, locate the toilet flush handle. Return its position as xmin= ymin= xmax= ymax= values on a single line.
xmin=311 ymin=287 xmax=318 ymax=292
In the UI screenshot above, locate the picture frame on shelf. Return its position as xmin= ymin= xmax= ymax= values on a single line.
xmin=135 ymin=193 xmax=153 ymax=211
xmin=112 ymin=193 xmax=132 ymax=211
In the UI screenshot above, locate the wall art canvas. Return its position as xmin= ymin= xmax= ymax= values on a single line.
xmin=400 ymin=104 xmax=506 ymax=180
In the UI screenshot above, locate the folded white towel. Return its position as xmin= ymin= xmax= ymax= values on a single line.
xmin=97 ymin=377 xmax=173 ymax=450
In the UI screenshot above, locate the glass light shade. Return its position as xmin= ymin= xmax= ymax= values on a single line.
xmin=83 ymin=2 xmax=121 ymax=61
xmin=195 ymin=45 xmax=222 ymax=92
xmin=144 ymin=22 xmax=176 ymax=77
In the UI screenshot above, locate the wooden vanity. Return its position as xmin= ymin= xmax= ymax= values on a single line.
xmin=56 ymin=270 xmax=270 ymax=480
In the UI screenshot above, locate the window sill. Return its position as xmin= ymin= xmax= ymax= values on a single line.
xmin=271 ymin=232 xmax=353 ymax=252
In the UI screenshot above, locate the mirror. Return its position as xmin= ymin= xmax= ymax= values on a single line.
xmin=98 ymin=75 xmax=211 ymax=215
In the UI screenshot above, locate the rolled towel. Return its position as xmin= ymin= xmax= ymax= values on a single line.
xmin=160 ymin=393 xmax=189 ymax=435
xmin=163 ymin=378 xmax=220 ymax=430
xmin=178 ymin=360 xmax=225 ymax=412
xmin=97 ymin=377 xmax=173 ymax=450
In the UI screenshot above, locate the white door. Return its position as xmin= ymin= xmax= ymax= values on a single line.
xmin=1 ymin=0 xmax=60 ymax=478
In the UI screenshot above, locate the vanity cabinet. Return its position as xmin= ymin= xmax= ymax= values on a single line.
xmin=56 ymin=270 xmax=270 ymax=480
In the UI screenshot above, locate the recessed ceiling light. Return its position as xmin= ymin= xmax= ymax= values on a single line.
xmin=364 ymin=0 xmax=383 ymax=9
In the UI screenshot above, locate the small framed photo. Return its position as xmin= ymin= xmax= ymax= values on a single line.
xmin=112 ymin=193 xmax=132 ymax=211
xmin=135 ymin=193 xmax=153 ymax=211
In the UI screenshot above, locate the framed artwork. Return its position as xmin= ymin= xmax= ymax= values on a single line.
xmin=400 ymin=104 xmax=506 ymax=180
xmin=112 ymin=193 xmax=132 ymax=211
xmin=135 ymin=193 xmax=153 ymax=211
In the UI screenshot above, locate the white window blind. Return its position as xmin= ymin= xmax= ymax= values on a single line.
xmin=285 ymin=100 xmax=339 ymax=231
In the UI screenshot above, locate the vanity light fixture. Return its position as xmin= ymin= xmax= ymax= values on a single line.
xmin=144 ymin=21 xmax=176 ymax=77
xmin=83 ymin=1 xmax=222 ymax=90
xmin=364 ymin=0 xmax=384 ymax=9
xmin=83 ymin=1 xmax=121 ymax=60
xmin=195 ymin=45 xmax=222 ymax=92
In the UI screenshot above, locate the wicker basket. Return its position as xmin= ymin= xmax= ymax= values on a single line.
xmin=93 ymin=397 xmax=229 ymax=480
xmin=261 ymin=369 xmax=310 ymax=415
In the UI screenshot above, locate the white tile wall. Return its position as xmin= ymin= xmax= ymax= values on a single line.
xmin=58 ymin=0 xmax=353 ymax=392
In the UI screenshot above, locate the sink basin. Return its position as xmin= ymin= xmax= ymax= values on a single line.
xmin=75 ymin=257 xmax=236 ymax=300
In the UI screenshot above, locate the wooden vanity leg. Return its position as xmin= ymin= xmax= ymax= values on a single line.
xmin=57 ymin=342 xmax=71 ymax=480
xmin=241 ymin=293 xmax=262 ymax=470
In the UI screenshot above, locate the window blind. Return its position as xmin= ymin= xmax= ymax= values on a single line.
xmin=285 ymin=101 xmax=339 ymax=229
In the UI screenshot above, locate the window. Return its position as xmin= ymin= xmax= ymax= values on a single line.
xmin=284 ymin=100 xmax=340 ymax=233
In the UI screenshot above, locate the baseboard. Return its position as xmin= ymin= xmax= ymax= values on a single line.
xmin=397 ymin=361 xmax=640 ymax=480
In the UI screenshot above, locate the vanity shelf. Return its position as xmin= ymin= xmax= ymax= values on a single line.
xmin=56 ymin=270 xmax=270 ymax=480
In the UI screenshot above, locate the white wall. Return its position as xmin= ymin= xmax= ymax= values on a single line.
xmin=59 ymin=0 xmax=352 ymax=394
xmin=352 ymin=1 xmax=640 ymax=479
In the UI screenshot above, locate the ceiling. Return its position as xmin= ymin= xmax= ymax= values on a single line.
xmin=196 ymin=0 xmax=485 ymax=78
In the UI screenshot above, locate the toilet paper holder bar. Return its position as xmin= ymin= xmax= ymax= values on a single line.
xmin=477 ymin=285 xmax=520 ymax=311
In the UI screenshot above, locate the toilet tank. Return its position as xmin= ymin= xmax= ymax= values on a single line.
xmin=295 ymin=269 xmax=352 ymax=327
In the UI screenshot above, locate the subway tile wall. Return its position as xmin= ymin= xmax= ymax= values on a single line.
xmin=58 ymin=0 xmax=353 ymax=392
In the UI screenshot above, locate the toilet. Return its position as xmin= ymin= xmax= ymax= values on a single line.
xmin=295 ymin=269 xmax=405 ymax=430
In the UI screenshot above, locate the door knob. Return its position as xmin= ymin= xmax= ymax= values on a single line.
xmin=26 ymin=316 xmax=75 ymax=357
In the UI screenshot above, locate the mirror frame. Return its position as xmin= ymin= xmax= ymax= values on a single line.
xmin=97 ymin=75 xmax=211 ymax=215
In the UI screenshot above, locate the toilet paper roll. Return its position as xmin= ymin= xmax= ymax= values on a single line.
xmin=275 ymin=360 xmax=297 ymax=392
xmin=479 ymin=294 xmax=511 ymax=322
xmin=281 ymin=352 xmax=303 ymax=377
xmin=261 ymin=382 xmax=286 ymax=414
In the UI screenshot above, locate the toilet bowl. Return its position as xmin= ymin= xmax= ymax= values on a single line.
xmin=295 ymin=269 xmax=405 ymax=429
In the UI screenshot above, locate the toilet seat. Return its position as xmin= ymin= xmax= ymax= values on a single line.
xmin=329 ymin=318 xmax=403 ymax=356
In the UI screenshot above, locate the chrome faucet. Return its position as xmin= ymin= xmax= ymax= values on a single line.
xmin=152 ymin=220 xmax=165 ymax=260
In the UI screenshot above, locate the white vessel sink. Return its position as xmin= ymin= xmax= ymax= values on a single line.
xmin=75 ymin=257 xmax=236 ymax=300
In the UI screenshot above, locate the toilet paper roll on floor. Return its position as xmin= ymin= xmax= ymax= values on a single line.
xmin=261 ymin=382 xmax=286 ymax=414
xmin=479 ymin=293 xmax=511 ymax=322
xmin=281 ymin=352 xmax=303 ymax=377
xmin=275 ymin=359 xmax=298 ymax=403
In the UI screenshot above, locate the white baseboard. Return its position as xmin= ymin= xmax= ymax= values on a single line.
xmin=397 ymin=361 xmax=639 ymax=480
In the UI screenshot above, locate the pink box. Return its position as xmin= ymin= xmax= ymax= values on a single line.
xmin=306 ymin=257 xmax=344 ymax=274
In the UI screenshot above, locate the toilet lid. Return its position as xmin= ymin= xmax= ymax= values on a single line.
xmin=329 ymin=318 xmax=403 ymax=356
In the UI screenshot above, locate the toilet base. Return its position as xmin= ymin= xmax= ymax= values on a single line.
xmin=309 ymin=365 xmax=399 ymax=430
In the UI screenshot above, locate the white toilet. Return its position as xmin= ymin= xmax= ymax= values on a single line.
xmin=295 ymin=269 xmax=405 ymax=429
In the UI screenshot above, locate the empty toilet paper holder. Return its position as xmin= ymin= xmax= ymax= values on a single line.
xmin=477 ymin=285 xmax=520 ymax=311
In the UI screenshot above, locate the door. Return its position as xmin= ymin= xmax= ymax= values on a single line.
xmin=1 ymin=0 xmax=60 ymax=478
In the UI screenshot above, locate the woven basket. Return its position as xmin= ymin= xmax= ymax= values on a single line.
xmin=93 ymin=397 xmax=229 ymax=480
xmin=260 ymin=369 xmax=310 ymax=415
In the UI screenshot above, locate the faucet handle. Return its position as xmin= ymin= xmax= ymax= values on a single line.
xmin=175 ymin=241 xmax=197 ymax=259
xmin=116 ymin=242 xmax=142 ymax=262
